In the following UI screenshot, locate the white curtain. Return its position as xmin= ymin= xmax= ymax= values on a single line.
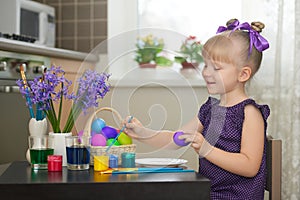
xmin=249 ymin=0 xmax=300 ymax=199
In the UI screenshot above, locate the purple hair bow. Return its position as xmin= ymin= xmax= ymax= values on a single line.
xmin=216 ymin=20 xmax=269 ymax=55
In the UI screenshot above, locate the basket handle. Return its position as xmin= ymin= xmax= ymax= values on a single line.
xmin=84 ymin=107 xmax=123 ymax=136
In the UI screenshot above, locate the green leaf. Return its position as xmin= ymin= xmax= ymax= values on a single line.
xmin=195 ymin=54 xmax=203 ymax=63
xmin=155 ymin=56 xmax=173 ymax=66
xmin=174 ymin=56 xmax=187 ymax=63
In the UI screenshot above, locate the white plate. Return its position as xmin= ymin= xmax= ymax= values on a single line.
xmin=135 ymin=158 xmax=188 ymax=167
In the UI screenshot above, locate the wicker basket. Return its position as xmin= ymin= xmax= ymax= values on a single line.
xmin=83 ymin=107 xmax=136 ymax=165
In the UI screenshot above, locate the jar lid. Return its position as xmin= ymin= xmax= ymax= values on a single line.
xmin=121 ymin=152 xmax=135 ymax=159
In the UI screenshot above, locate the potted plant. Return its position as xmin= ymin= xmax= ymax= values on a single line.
xmin=17 ymin=66 xmax=111 ymax=133
xmin=175 ymin=35 xmax=203 ymax=69
xmin=17 ymin=66 xmax=111 ymax=165
xmin=134 ymin=34 xmax=172 ymax=68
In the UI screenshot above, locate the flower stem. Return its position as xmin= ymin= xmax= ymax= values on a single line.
xmin=49 ymin=99 xmax=61 ymax=132
xmin=62 ymin=102 xmax=82 ymax=133
xmin=57 ymin=83 xmax=64 ymax=129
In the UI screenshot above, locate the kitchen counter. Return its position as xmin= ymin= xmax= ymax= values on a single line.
xmin=0 ymin=161 xmax=210 ymax=200
xmin=0 ymin=38 xmax=98 ymax=63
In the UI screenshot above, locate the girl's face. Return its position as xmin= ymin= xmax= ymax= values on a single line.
xmin=202 ymin=58 xmax=241 ymax=95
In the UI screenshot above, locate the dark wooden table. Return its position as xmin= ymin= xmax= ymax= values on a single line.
xmin=0 ymin=161 xmax=210 ymax=200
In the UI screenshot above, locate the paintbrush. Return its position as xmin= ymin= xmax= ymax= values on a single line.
xmin=20 ymin=64 xmax=35 ymax=118
xmin=100 ymin=167 xmax=194 ymax=174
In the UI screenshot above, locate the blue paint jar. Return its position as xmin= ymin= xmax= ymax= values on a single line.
xmin=109 ymin=154 xmax=118 ymax=168
xmin=121 ymin=152 xmax=135 ymax=168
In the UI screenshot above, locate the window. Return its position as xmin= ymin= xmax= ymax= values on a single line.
xmin=107 ymin=0 xmax=265 ymax=80
xmin=137 ymin=0 xmax=242 ymax=42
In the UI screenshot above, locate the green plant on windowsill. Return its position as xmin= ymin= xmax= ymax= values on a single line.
xmin=134 ymin=34 xmax=172 ymax=67
xmin=174 ymin=35 xmax=203 ymax=67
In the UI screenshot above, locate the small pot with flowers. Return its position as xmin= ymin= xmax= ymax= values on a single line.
xmin=174 ymin=35 xmax=203 ymax=69
xmin=135 ymin=34 xmax=172 ymax=68
xmin=17 ymin=66 xmax=111 ymax=166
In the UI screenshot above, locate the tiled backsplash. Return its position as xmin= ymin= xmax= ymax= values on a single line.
xmin=34 ymin=0 xmax=107 ymax=53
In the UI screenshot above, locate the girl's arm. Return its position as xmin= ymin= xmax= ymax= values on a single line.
xmin=182 ymin=105 xmax=265 ymax=177
xmin=124 ymin=115 xmax=202 ymax=150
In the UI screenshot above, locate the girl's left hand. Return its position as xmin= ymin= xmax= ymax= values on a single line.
xmin=179 ymin=132 xmax=213 ymax=157
xmin=178 ymin=131 xmax=204 ymax=153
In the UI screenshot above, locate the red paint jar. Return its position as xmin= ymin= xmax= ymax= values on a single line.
xmin=48 ymin=155 xmax=62 ymax=172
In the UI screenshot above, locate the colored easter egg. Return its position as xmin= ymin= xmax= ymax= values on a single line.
xmin=91 ymin=133 xmax=107 ymax=146
xmin=91 ymin=118 xmax=106 ymax=133
xmin=173 ymin=131 xmax=190 ymax=146
xmin=101 ymin=126 xmax=118 ymax=139
xmin=117 ymin=132 xmax=132 ymax=145
xmin=106 ymin=138 xmax=121 ymax=146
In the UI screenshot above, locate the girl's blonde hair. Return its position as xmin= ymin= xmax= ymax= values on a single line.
xmin=202 ymin=19 xmax=265 ymax=77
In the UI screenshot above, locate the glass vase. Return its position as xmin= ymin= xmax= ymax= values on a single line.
xmin=26 ymin=118 xmax=48 ymax=163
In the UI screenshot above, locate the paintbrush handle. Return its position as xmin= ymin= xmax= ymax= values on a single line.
xmin=25 ymin=88 xmax=35 ymax=118
xmin=100 ymin=167 xmax=188 ymax=174
xmin=111 ymin=169 xmax=194 ymax=174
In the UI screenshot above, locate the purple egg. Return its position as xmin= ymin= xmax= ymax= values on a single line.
xmin=173 ymin=131 xmax=190 ymax=146
xmin=101 ymin=126 xmax=118 ymax=139
xmin=91 ymin=134 xmax=107 ymax=146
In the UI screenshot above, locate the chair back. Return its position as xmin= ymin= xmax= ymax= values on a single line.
xmin=266 ymin=135 xmax=282 ymax=200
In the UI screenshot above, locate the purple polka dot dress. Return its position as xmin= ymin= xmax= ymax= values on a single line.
xmin=198 ymin=97 xmax=270 ymax=200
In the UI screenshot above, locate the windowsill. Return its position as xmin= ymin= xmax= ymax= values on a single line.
xmin=108 ymin=67 xmax=206 ymax=87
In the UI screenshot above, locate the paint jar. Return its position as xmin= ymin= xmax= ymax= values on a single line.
xmin=94 ymin=155 xmax=109 ymax=171
xmin=121 ymin=152 xmax=135 ymax=168
xmin=109 ymin=154 xmax=118 ymax=168
xmin=47 ymin=155 xmax=62 ymax=172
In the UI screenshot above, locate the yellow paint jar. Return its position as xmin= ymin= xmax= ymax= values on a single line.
xmin=94 ymin=155 xmax=109 ymax=171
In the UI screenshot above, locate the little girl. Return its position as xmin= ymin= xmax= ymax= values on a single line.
xmin=123 ymin=19 xmax=270 ymax=199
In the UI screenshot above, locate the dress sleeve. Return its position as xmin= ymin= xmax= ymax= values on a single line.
xmin=244 ymin=99 xmax=270 ymax=122
xmin=257 ymin=104 xmax=270 ymax=121
xmin=242 ymin=99 xmax=271 ymax=131
xmin=198 ymin=97 xmax=212 ymax=126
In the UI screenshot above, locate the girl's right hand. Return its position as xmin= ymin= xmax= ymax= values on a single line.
xmin=122 ymin=116 xmax=145 ymax=140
